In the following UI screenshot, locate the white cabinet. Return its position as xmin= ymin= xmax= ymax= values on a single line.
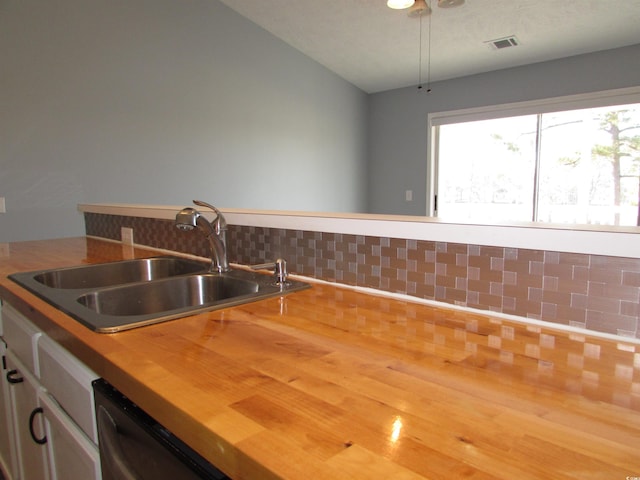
xmin=2 ymin=303 xmax=41 ymax=375
xmin=0 ymin=302 xmax=46 ymax=480
xmin=0 ymin=302 xmax=101 ymax=480
xmin=0 ymin=340 xmax=19 ymax=480
xmin=38 ymin=335 xmax=98 ymax=443
xmin=38 ymin=334 xmax=101 ymax=480
xmin=39 ymin=391 xmax=101 ymax=480
xmin=5 ymin=351 xmax=50 ymax=480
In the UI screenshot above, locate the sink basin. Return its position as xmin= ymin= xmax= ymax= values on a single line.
xmin=32 ymin=256 xmax=208 ymax=289
xmin=10 ymin=257 xmax=310 ymax=333
xmin=78 ymin=274 xmax=260 ymax=316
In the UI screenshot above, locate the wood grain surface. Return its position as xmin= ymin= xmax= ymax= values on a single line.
xmin=1 ymin=237 xmax=638 ymax=479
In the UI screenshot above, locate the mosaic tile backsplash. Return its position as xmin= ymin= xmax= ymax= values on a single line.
xmin=84 ymin=213 xmax=640 ymax=339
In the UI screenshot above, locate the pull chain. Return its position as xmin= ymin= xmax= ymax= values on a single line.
xmin=418 ymin=13 xmax=423 ymax=89
xmin=426 ymin=4 xmax=432 ymax=92
xmin=417 ymin=2 xmax=432 ymax=93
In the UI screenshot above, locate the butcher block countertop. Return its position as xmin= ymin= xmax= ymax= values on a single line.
xmin=1 ymin=237 xmax=639 ymax=480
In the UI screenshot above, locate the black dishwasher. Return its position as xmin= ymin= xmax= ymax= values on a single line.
xmin=93 ymin=379 xmax=230 ymax=480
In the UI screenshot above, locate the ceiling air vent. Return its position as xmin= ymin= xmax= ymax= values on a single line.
xmin=486 ymin=36 xmax=519 ymax=50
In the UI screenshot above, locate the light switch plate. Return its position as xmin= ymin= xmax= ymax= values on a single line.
xmin=121 ymin=227 xmax=134 ymax=245
xmin=0 ymin=197 xmax=5 ymax=213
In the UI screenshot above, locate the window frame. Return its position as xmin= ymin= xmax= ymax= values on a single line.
xmin=427 ymin=86 xmax=640 ymax=221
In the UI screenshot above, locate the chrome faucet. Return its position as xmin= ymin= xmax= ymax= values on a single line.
xmin=175 ymin=200 xmax=229 ymax=273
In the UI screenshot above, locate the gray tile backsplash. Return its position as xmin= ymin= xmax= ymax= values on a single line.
xmin=85 ymin=213 xmax=640 ymax=338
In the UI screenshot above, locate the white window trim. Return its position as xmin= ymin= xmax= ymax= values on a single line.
xmin=427 ymin=86 xmax=640 ymax=216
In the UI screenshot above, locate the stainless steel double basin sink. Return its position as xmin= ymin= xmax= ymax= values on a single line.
xmin=9 ymin=257 xmax=309 ymax=333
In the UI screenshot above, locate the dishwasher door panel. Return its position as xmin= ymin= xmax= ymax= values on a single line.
xmin=93 ymin=379 xmax=230 ymax=480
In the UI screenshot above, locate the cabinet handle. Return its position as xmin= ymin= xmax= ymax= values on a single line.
xmin=28 ymin=407 xmax=47 ymax=445
xmin=6 ymin=369 xmax=23 ymax=384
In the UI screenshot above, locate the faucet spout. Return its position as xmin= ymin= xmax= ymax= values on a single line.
xmin=204 ymin=231 xmax=229 ymax=273
xmin=175 ymin=200 xmax=229 ymax=273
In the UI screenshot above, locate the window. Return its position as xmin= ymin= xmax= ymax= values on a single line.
xmin=431 ymin=89 xmax=640 ymax=226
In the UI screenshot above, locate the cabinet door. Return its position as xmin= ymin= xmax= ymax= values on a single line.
xmin=5 ymin=351 xmax=50 ymax=480
xmin=2 ymin=304 xmax=41 ymax=375
xmin=0 ymin=341 xmax=19 ymax=480
xmin=38 ymin=335 xmax=98 ymax=443
xmin=39 ymin=391 xmax=101 ymax=480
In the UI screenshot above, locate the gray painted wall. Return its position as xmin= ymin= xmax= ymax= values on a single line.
xmin=368 ymin=44 xmax=640 ymax=215
xmin=3 ymin=0 xmax=639 ymax=242
xmin=0 ymin=0 xmax=368 ymax=241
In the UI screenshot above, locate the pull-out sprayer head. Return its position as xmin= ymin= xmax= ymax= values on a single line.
xmin=175 ymin=207 xmax=200 ymax=231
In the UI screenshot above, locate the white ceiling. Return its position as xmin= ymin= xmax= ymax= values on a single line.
xmin=217 ymin=0 xmax=640 ymax=93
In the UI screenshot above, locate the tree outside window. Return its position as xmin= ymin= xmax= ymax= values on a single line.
xmin=437 ymin=104 xmax=640 ymax=226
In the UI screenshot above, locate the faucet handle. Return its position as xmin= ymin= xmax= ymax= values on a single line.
xmin=250 ymin=258 xmax=287 ymax=284
xmin=192 ymin=200 xmax=226 ymax=230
